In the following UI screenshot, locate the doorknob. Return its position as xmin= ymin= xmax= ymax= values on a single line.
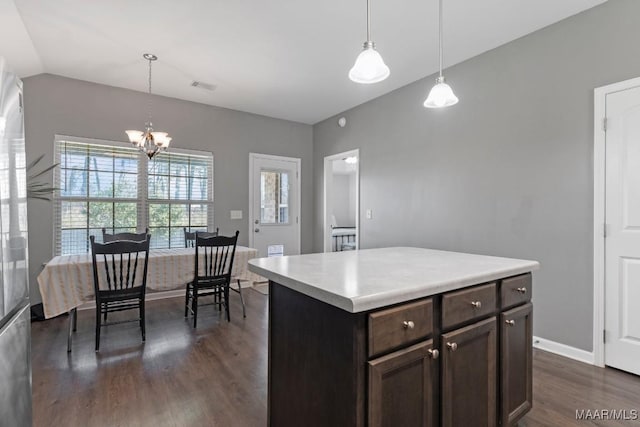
xmin=254 ymin=219 xmax=259 ymax=224
xmin=254 ymin=228 xmax=260 ymax=233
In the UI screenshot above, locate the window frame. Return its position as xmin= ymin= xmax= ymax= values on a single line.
xmin=53 ymin=135 xmax=214 ymax=255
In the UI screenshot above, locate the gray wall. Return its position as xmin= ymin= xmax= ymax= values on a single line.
xmin=313 ymin=0 xmax=640 ymax=351
xmin=332 ymin=173 xmax=356 ymax=227
xmin=24 ymin=74 xmax=313 ymax=304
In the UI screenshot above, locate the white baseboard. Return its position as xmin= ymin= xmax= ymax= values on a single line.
xmin=533 ymin=336 xmax=595 ymax=365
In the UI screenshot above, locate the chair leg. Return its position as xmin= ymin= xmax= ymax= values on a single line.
xmin=140 ymin=299 xmax=146 ymax=342
xmin=184 ymin=285 xmax=190 ymax=318
xmin=103 ymin=309 xmax=107 ymax=322
xmin=192 ymin=293 xmax=198 ymax=328
xmin=67 ymin=308 xmax=75 ymax=353
xmin=95 ymin=304 xmax=101 ymax=352
xmin=72 ymin=307 xmax=77 ymax=332
xmin=224 ymin=284 xmax=230 ymax=322
xmin=237 ymin=279 xmax=246 ymax=318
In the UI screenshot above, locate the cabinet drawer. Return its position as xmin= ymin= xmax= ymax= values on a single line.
xmin=442 ymin=283 xmax=496 ymax=330
xmin=501 ymin=274 xmax=531 ymax=309
xmin=369 ymin=299 xmax=433 ymax=357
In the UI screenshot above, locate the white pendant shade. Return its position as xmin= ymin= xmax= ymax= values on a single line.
xmin=349 ymin=45 xmax=390 ymax=84
xmin=424 ymin=77 xmax=458 ymax=109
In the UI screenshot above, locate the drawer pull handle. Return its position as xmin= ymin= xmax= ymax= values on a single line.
xmin=446 ymin=342 xmax=458 ymax=351
xmin=403 ymin=320 xmax=415 ymax=330
xmin=470 ymin=301 xmax=482 ymax=308
xmin=505 ymin=320 xmax=515 ymax=326
xmin=428 ymin=349 xmax=440 ymax=359
xmin=515 ymin=287 xmax=527 ymax=294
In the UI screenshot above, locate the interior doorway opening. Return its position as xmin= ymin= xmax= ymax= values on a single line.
xmin=323 ymin=149 xmax=359 ymax=253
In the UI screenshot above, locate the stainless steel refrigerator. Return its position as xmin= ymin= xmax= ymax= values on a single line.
xmin=0 ymin=57 xmax=32 ymax=426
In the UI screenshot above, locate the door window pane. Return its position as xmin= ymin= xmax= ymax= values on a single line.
xmin=260 ymin=170 xmax=289 ymax=224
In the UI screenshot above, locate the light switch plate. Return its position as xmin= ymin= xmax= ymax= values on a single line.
xmin=366 ymin=209 xmax=372 ymax=219
xmin=230 ymin=210 xmax=243 ymax=220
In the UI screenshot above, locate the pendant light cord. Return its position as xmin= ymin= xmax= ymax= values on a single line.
xmin=147 ymin=58 xmax=153 ymax=126
xmin=438 ymin=0 xmax=443 ymax=78
xmin=366 ymin=0 xmax=371 ymax=42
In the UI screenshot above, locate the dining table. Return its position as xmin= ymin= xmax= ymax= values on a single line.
xmin=37 ymin=246 xmax=264 ymax=320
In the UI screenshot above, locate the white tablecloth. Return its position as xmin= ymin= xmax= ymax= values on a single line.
xmin=37 ymin=246 xmax=264 ymax=319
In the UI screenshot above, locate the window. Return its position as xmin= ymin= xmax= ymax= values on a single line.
xmin=54 ymin=137 xmax=213 ymax=254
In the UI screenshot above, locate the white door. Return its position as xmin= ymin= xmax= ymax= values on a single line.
xmin=249 ymin=154 xmax=300 ymax=257
xmin=605 ymin=86 xmax=640 ymax=375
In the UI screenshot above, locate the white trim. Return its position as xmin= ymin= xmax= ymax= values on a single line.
xmin=533 ymin=336 xmax=595 ymax=366
xmin=593 ymin=76 xmax=640 ymax=368
xmin=323 ymin=149 xmax=360 ymax=253
xmin=248 ymin=153 xmax=302 ymax=255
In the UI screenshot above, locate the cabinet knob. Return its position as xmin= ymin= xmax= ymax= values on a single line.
xmin=470 ymin=301 xmax=482 ymax=309
xmin=446 ymin=342 xmax=458 ymax=351
xmin=428 ymin=349 xmax=440 ymax=360
xmin=402 ymin=320 xmax=415 ymax=330
xmin=515 ymin=287 xmax=527 ymax=294
xmin=505 ymin=320 xmax=515 ymax=326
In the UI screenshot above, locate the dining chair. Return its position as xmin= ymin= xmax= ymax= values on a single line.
xmin=185 ymin=230 xmax=239 ymax=327
xmin=102 ymin=228 xmax=149 ymax=243
xmin=90 ymin=235 xmax=150 ymax=351
xmin=184 ymin=227 xmax=218 ymax=247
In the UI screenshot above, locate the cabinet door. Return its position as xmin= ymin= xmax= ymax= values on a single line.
xmin=368 ymin=340 xmax=437 ymax=427
xmin=501 ymin=303 xmax=533 ymax=426
xmin=442 ymin=317 xmax=497 ymax=427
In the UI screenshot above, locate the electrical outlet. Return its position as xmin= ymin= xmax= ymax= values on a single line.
xmin=366 ymin=209 xmax=372 ymax=219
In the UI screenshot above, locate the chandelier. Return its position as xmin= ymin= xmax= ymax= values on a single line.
xmin=125 ymin=53 xmax=172 ymax=159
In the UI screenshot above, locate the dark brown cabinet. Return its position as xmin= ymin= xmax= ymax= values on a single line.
xmin=268 ymin=273 xmax=533 ymax=427
xmin=368 ymin=340 xmax=437 ymax=427
xmin=501 ymin=303 xmax=533 ymax=426
xmin=441 ymin=317 xmax=497 ymax=427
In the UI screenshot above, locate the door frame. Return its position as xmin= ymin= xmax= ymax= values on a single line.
xmin=248 ymin=152 xmax=301 ymax=255
xmin=593 ymin=76 xmax=640 ymax=367
xmin=323 ymin=149 xmax=359 ymax=253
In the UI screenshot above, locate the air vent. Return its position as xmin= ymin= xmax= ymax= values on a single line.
xmin=190 ymin=81 xmax=216 ymax=91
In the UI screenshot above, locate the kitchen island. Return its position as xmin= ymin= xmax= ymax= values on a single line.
xmin=248 ymin=247 xmax=540 ymax=427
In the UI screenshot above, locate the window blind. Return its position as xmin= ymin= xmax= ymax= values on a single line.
xmin=54 ymin=136 xmax=214 ymax=255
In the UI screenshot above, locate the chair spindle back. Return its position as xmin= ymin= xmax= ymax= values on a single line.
xmin=90 ymin=235 xmax=150 ymax=292
xmin=185 ymin=227 xmax=219 ymax=248
xmin=194 ymin=231 xmax=239 ymax=285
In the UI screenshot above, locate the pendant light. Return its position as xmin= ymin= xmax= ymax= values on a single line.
xmin=348 ymin=0 xmax=390 ymax=84
xmin=424 ymin=0 xmax=458 ymax=108
xmin=125 ymin=54 xmax=172 ymax=159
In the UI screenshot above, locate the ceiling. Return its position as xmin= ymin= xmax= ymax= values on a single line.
xmin=1 ymin=0 xmax=606 ymax=124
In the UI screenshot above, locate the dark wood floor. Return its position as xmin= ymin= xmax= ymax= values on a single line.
xmin=32 ymin=292 xmax=640 ymax=426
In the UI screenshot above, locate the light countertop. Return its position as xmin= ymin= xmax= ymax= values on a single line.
xmin=248 ymin=247 xmax=540 ymax=313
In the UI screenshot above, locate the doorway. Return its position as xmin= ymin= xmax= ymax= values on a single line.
xmin=248 ymin=153 xmax=301 ymax=258
xmin=323 ymin=149 xmax=359 ymax=253
xmin=594 ymin=77 xmax=640 ymax=375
